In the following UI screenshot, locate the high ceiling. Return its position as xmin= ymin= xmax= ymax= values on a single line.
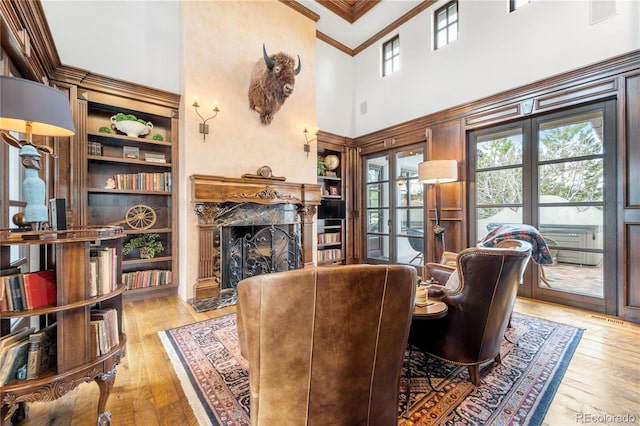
xmin=299 ymin=0 xmax=431 ymax=54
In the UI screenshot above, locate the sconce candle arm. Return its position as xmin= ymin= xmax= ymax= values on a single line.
xmin=192 ymin=99 xmax=221 ymax=142
xmin=303 ymin=127 xmax=317 ymax=158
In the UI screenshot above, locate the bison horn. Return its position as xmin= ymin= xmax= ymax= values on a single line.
xmin=263 ymin=43 xmax=275 ymax=70
xmin=295 ymin=55 xmax=301 ymax=75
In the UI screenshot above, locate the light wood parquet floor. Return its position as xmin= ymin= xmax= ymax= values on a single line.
xmin=12 ymin=295 xmax=640 ymax=426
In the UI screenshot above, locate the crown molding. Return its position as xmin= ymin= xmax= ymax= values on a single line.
xmin=316 ymin=0 xmax=380 ymax=24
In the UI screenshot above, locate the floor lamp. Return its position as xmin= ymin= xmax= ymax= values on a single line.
xmin=0 ymin=76 xmax=76 ymax=229
xmin=418 ymin=159 xmax=458 ymax=263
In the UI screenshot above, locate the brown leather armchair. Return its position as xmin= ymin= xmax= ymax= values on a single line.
xmin=237 ymin=264 xmax=417 ymax=426
xmin=409 ymin=241 xmax=532 ymax=386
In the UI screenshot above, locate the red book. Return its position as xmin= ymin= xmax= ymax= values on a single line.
xmin=23 ymin=270 xmax=57 ymax=310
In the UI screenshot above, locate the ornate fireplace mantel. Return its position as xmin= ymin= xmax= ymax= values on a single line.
xmin=190 ymin=174 xmax=322 ymax=300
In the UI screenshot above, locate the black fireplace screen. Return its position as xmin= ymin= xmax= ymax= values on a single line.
xmin=223 ymin=224 xmax=300 ymax=289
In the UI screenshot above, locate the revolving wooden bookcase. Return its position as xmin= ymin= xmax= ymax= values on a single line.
xmin=0 ymin=226 xmax=126 ymax=425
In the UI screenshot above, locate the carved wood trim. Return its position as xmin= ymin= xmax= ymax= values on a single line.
xmin=534 ymin=78 xmax=618 ymax=111
xmin=1 ymin=337 xmax=125 ymax=407
xmin=191 ymin=174 xmax=321 ymax=206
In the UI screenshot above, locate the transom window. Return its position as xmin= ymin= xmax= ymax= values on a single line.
xmin=382 ymin=36 xmax=399 ymax=76
xmin=434 ymin=1 xmax=458 ymax=50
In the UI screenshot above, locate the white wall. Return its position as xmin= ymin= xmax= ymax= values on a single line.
xmin=349 ymin=0 xmax=640 ymax=137
xmin=40 ymin=0 xmax=181 ymax=94
xmin=316 ymin=40 xmax=354 ymax=137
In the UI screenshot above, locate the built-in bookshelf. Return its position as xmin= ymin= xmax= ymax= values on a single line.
xmin=317 ymin=145 xmax=346 ymax=266
xmin=0 ymin=227 xmax=126 ymax=424
xmin=78 ymin=83 xmax=180 ymax=298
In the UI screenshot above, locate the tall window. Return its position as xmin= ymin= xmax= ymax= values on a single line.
xmin=469 ymin=101 xmax=616 ymax=314
xmin=382 ymin=36 xmax=399 ymax=76
xmin=510 ymin=0 xmax=531 ymax=12
xmin=434 ymin=1 xmax=458 ymax=50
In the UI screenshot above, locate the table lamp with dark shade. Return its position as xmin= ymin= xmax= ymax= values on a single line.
xmin=0 ymin=76 xmax=75 ymax=229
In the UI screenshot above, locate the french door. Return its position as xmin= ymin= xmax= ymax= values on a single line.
xmin=469 ymin=101 xmax=616 ymax=313
xmin=364 ymin=146 xmax=425 ymax=267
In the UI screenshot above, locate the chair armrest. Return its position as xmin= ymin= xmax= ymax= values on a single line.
xmin=424 ymin=263 xmax=455 ymax=284
xmin=423 ymin=263 xmax=456 ymax=299
xmin=426 ymin=283 xmax=448 ymax=299
xmin=440 ymin=251 xmax=458 ymax=267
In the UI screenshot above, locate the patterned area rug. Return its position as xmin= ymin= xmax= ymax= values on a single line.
xmin=159 ymin=312 xmax=582 ymax=426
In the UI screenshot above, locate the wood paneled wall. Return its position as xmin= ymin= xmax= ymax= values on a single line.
xmin=348 ymin=51 xmax=640 ymax=322
xmin=621 ymin=72 xmax=640 ymax=322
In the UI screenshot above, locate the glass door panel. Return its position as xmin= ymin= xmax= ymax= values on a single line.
xmin=366 ymin=155 xmax=390 ymax=261
xmin=474 ymin=126 xmax=524 ymax=240
xmin=470 ymin=103 xmax=611 ymax=310
xmin=536 ymin=110 xmax=604 ymax=298
xmin=396 ymin=149 xmax=424 ymax=265
xmin=364 ymin=146 xmax=425 ymax=266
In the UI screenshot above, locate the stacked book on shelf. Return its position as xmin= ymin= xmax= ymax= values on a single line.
xmin=26 ymin=323 xmax=57 ymax=380
xmin=318 ymin=232 xmax=341 ymax=245
xmin=87 ymin=141 xmax=103 ymax=156
xmin=89 ymin=247 xmax=118 ymax=297
xmin=122 ymin=269 xmax=172 ymax=290
xmin=1 ymin=270 xmax=57 ymax=312
xmin=144 ymin=152 xmax=166 ymax=163
xmin=111 ymin=172 xmax=172 ymax=192
xmin=318 ymin=248 xmax=343 ymax=262
xmin=90 ymin=308 xmax=119 ymax=357
xmin=0 ymin=324 xmax=57 ymax=385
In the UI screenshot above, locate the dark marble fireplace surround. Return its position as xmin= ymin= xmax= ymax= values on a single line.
xmin=191 ymin=174 xmax=321 ymax=301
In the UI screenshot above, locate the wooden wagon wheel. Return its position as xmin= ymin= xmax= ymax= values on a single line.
xmin=109 ymin=204 xmax=157 ymax=230
xmin=124 ymin=204 xmax=157 ymax=230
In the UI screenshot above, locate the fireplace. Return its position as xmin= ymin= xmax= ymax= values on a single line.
xmin=223 ymin=223 xmax=300 ymax=289
xmin=191 ymin=174 xmax=321 ymax=300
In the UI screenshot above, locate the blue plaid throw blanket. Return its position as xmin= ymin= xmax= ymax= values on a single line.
xmin=480 ymin=224 xmax=554 ymax=265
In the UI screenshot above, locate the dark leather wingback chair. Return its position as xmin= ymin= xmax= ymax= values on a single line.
xmin=236 ymin=265 xmax=416 ymax=426
xmin=410 ymin=241 xmax=532 ymax=386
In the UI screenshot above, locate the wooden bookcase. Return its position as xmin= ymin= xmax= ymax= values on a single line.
xmin=77 ymin=82 xmax=180 ymax=298
xmin=0 ymin=227 xmax=126 ymax=425
xmin=317 ymin=145 xmax=346 ymax=265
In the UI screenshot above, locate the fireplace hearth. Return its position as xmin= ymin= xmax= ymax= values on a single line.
xmin=191 ymin=174 xmax=321 ymax=300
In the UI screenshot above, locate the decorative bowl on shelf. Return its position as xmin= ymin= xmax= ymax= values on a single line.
xmin=110 ymin=115 xmax=153 ymax=137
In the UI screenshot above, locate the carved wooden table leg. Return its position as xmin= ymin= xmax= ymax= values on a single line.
xmin=95 ymin=367 xmax=117 ymax=426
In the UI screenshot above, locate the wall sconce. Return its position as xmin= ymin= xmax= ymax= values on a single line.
xmin=192 ymin=96 xmax=220 ymax=142
xmin=303 ymin=124 xmax=316 ymax=158
xmin=0 ymin=76 xmax=76 ymax=230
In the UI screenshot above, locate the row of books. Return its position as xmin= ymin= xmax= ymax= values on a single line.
xmin=0 ymin=324 xmax=57 ymax=385
xmin=89 ymin=247 xmax=118 ymax=297
xmin=1 ymin=270 xmax=56 ymax=312
xmin=87 ymin=142 xmax=168 ymax=163
xmin=122 ymin=269 xmax=172 ymax=290
xmin=90 ymin=308 xmax=119 ymax=357
xmin=111 ymin=172 xmax=172 ymax=192
xmin=318 ymin=232 xmax=341 ymax=245
xmin=318 ymin=248 xmax=343 ymax=262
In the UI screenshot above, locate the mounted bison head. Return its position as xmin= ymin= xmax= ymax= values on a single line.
xmin=248 ymin=44 xmax=301 ymax=125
